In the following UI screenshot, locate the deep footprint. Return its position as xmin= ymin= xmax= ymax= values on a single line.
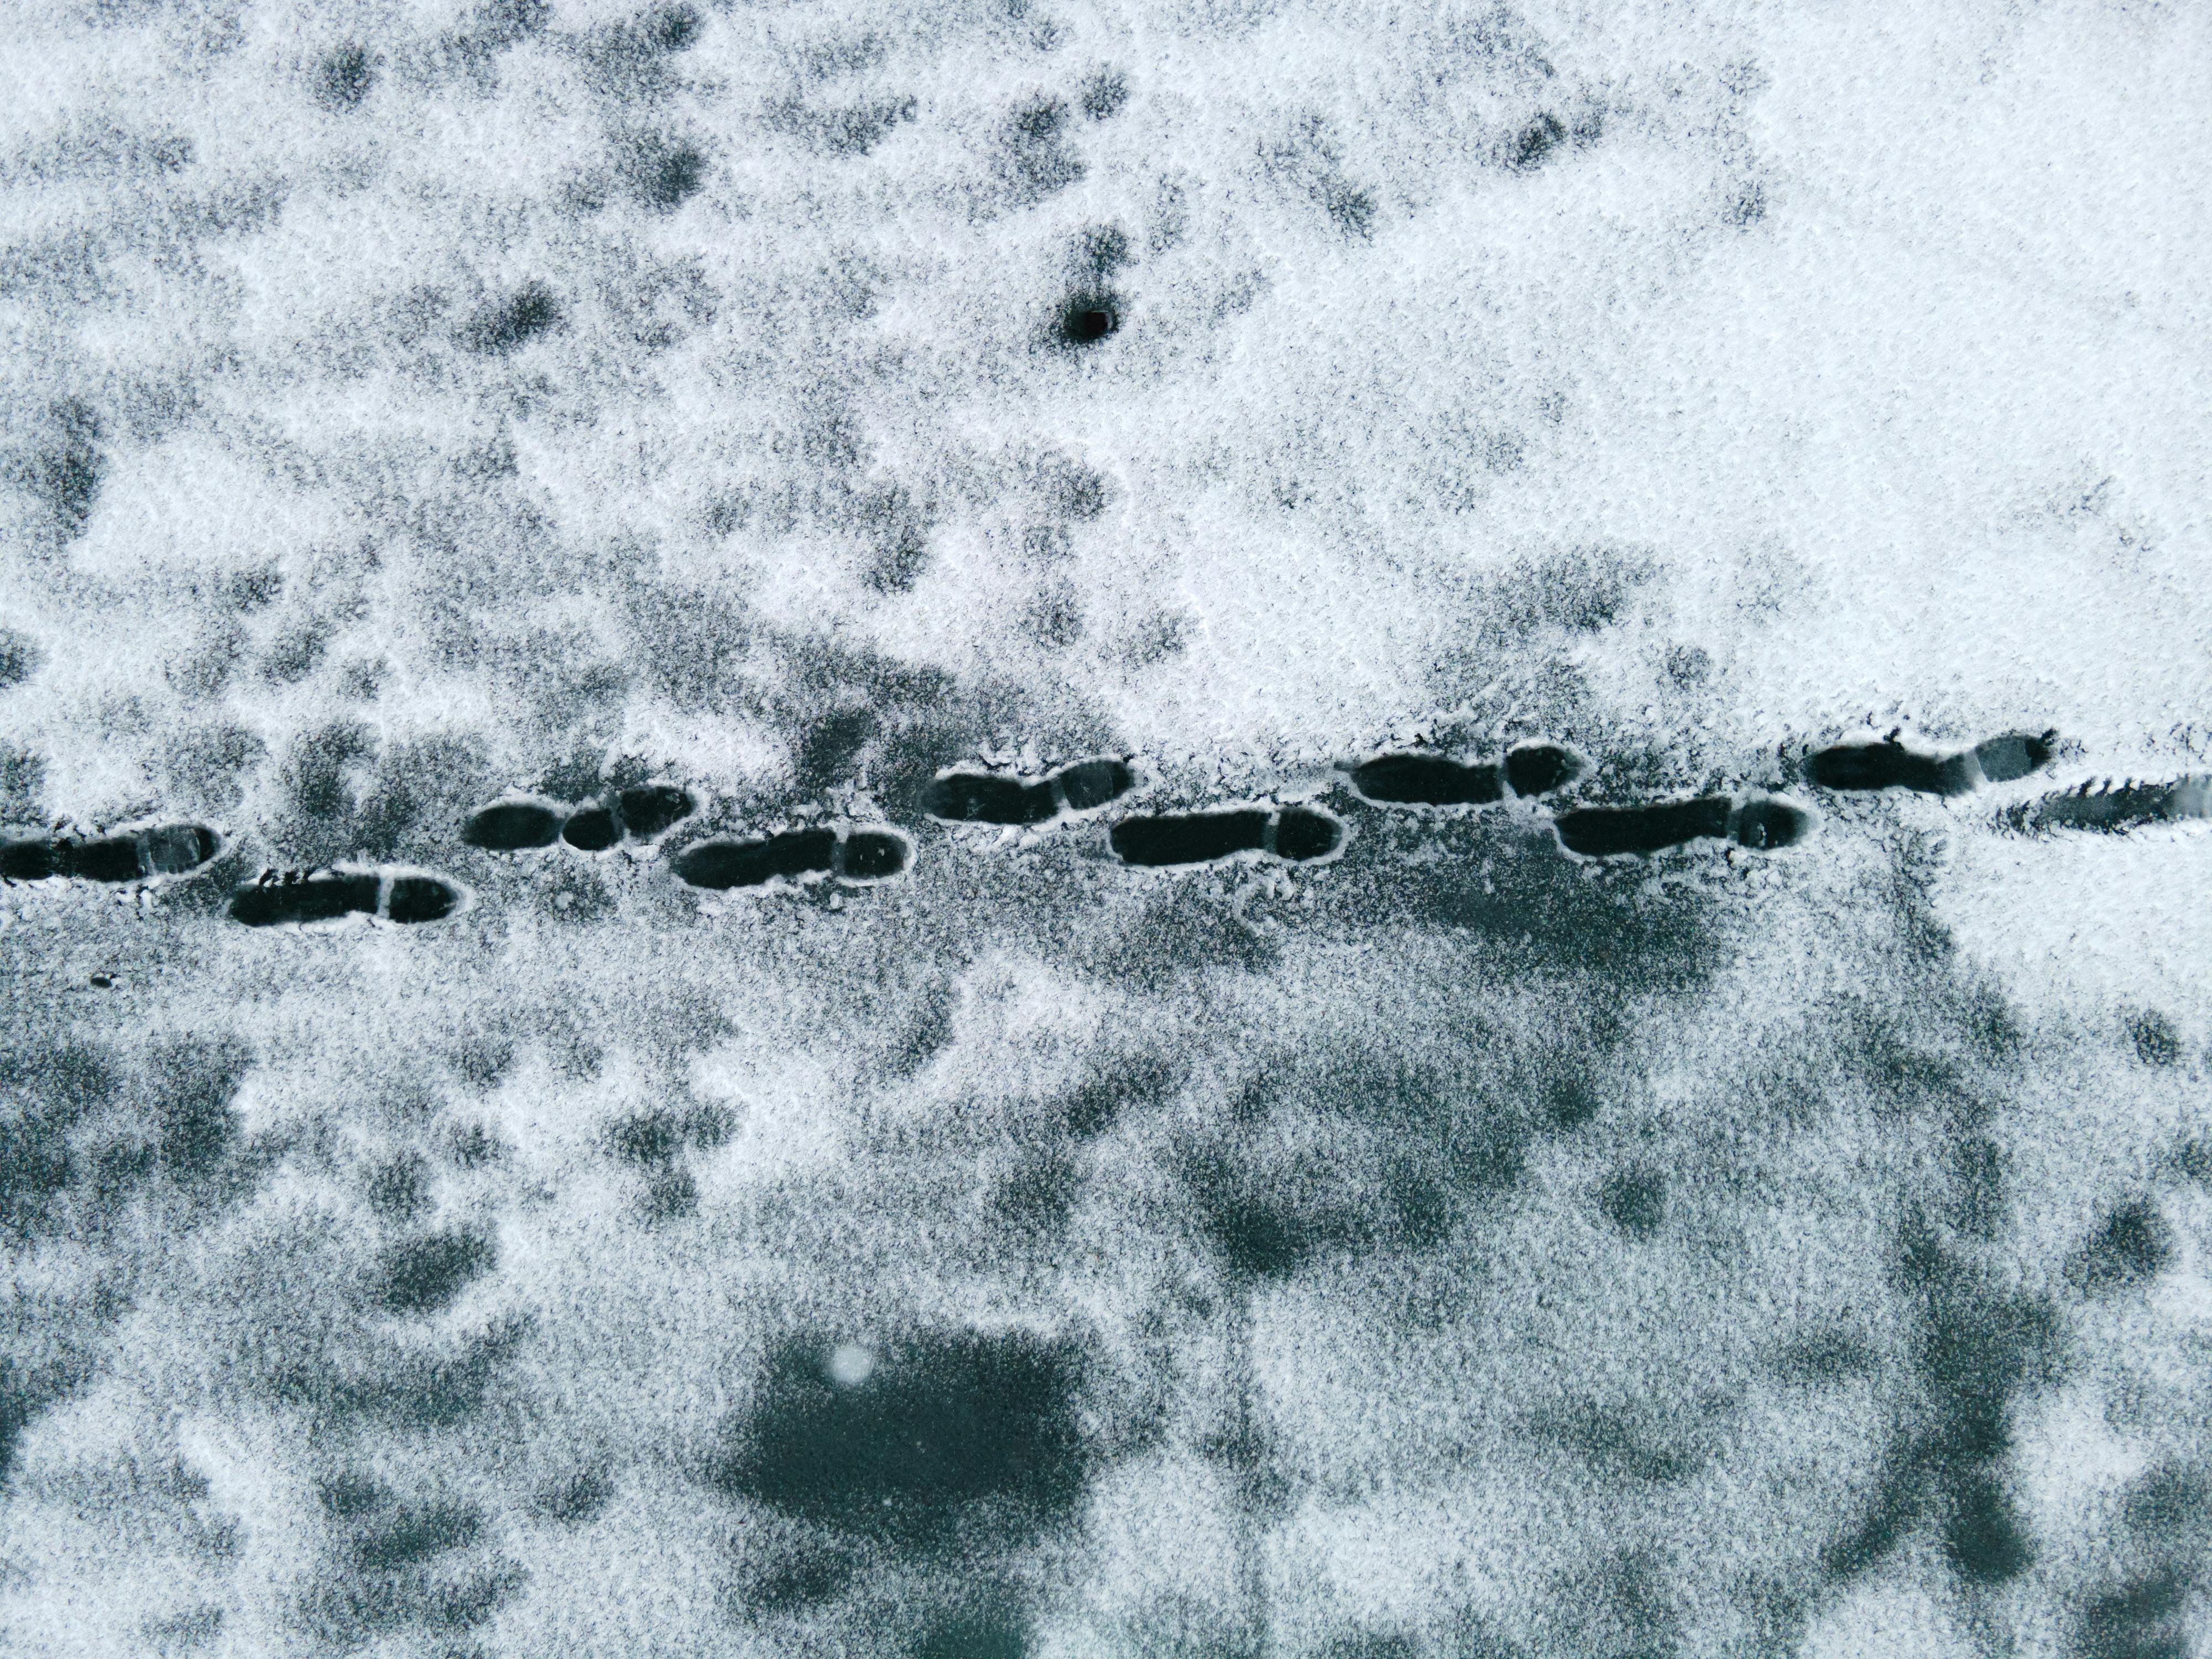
xmin=561 ymin=806 xmax=620 ymax=852
xmin=675 ymin=831 xmax=837 ymax=890
xmin=2008 ymin=776 xmax=2212 ymax=836
xmin=1350 ymin=754 xmax=1503 ymax=808
xmin=1807 ymin=731 xmax=2055 ymax=796
xmin=674 ymin=826 xmax=911 ymax=891
xmin=229 ymin=869 xmax=466 ymax=927
xmin=1055 ymin=758 xmax=1135 ymax=813
xmin=922 ymin=757 xmax=1135 ymax=825
xmin=1351 ymin=742 xmax=1580 ymax=807
xmin=1554 ymin=796 xmax=1809 ymax=859
xmin=1 ymin=823 xmax=220 ymax=884
xmin=836 ymin=829 xmax=912 ymax=882
xmin=922 ymin=773 xmax=1058 ymax=826
xmin=1110 ymin=805 xmax=1342 ymax=868
xmin=617 ymin=785 xmax=696 ymax=842
xmin=463 ymin=800 xmax=564 ymax=852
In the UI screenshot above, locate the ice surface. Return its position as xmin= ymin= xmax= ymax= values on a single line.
xmin=3 ymin=2 xmax=2211 ymax=1656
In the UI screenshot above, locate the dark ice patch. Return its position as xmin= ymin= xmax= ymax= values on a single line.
xmin=774 ymin=96 xmax=918 ymax=157
xmin=1510 ymin=112 xmax=1568 ymax=169
xmin=1554 ymin=796 xmax=1734 ymax=858
xmin=366 ymin=1154 xmax=429 ymax=1220
xmin=2127 ymin=1010 xmax=2183 ymax=1067
xmin=710 ymin=1331 xmax=1088 ymax=1552
xmin=0 ymin=627 xmax=43 ymax=690
xmin=631 ymin=135 xmax=706 ymax=209
xmin=1001 ymin=97 xmax=1084 ymax=203
xmin=1111 ymin=810 xmax=1267 ymax=868
xmin=1943 ymin=1472 xmax=2034 ymax=1585
xmin=24 ymin=398 xmax=102 ymax=538
xmin=350 ymin=1500 xmax=481 ymax=1569
xmin=463 ymin=800 xmax=563 ymax=852
xmin=609 ymin=1112 xmax=681 ymax=1166
xmin=1079 ymin=70 xmax=1128 ymax=121
xmin=148 ymin=1034 xmax=251 ymax=1180
xmin=795 ymin=708 xmax=879 ymax=794
xmin=319 ymin=45 xmax=376 ymax=109
xmin=2069 ymin=1198 xmax=2173 ymax=1295
xmin=535 ymin=1465 xmax=613 ymax=1526
xmin=916 ymin=1601 xmax=1030 ymax=1659
xmin=2079 ymin=1569 xmax=2189 ymax=1659
xmin=674 ymin=830 xmax=836 ymax=890
xmin=464 ymin=283 xmax=561 ymax=354
xmin=229 ymin=872 xmax=384 ymax=927
xmin=1350 ymin=753 xmax=1504 ymax=808
xmin=1598 ymin=1168 xmax=1667 ymax=1239
xmin=372 ymin=1228 xmax=497 ymax=1315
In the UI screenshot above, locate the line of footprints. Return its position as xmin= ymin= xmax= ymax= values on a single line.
xmin=2 ymin=729 xmax=2205 ymax=930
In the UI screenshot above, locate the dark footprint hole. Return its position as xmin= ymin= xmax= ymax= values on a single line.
xmin=674 ymin=831 xmax=836 ymax=891
xmin=1352 ymin=754 xmax=1503 ymax=808
xmin=229 ymin=873 xmax=383 ymax=927
xmin=1504 ymin=743 xmax=1581 ymax=799
xmin=618 ymin=785 xmax=694 ymax=841
xmin=1274 ymin=806 xmax=1342 ymax=862
xmin=143 ymin=825 xmax=220 ymax=876
xmin=387 ymin=875 xmax=463 ymax=924
xmin=1554 ymin=796 xmax=1734 ymax=858
xmin=1057 ymin=293 xmax=1120 ymax=347
xmin=562 ymin=805 xmax=619 ymax=852
xmin=2 ymin=834 xmax=55 ymax=880
xmin=463 ymin=801 xmax=564 ymax=852
xmin=1807 ymin=742 xmax=1972 ymax=796
xmin=373 ymin=1227 xmax=497 ymax=1316
xmin=1973 ymin=730 xmax=2057 ymax=785
xmin=838 ymin=830 xmax=910 ymax=882
xmin=1733 ymin=799 xmax=1811 ymax=851
xmin=57 ymin=836 xmax=148 ymax=883
xmin=1056 ymin=758 xmax=1133 ymax=812
xmin=1110 ymin=810 xmax=1267 ymax=868
xmin=922 ymin=773 xmax=1057 ymax=826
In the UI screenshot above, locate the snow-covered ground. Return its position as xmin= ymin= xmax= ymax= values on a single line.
xmin=3 ymin=2 xmax=2209 ymax=1655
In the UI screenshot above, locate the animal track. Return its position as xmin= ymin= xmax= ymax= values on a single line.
xmin=673 ymin=825 xmax=913 ymax=891
xmin=2005 ymin=776 xmax=2212 ymax=836
xmin=0 ymin=822 xmax=221 ymax=885
xmin=1109 ymin=804 xmax=1344 ymax=869
xmin=922 ymin=757 xmax=1136 ymax=826
xmin=1807 ymin=731 xmax=2056 ymax=796
xmin=228 ymin=868 xmax=468 ymax=928
xmin=462 ymin=786 xmax=696 ymax=854
xmin=1348 ymin=742 xmax=1582 ymax=808
xmin=1553 ymin=795 xmax=1812 ymax=859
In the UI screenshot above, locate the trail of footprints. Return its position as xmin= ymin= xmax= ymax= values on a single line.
xmin=2 ymin=726 xmax=2205 ymax=927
